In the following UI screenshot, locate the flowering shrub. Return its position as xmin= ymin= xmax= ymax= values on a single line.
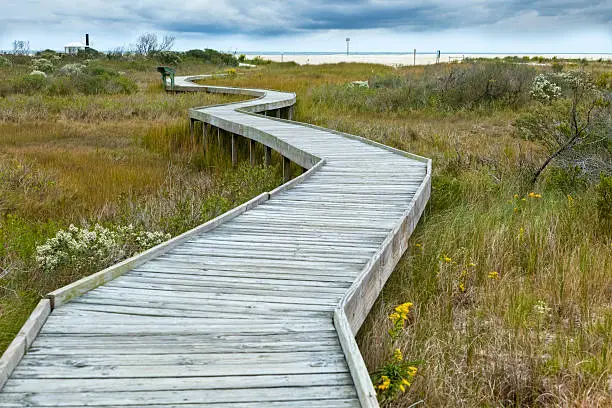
xmin=32 ymin=58 xmax=53 ymax=74
xmin=530 ymin=74 xmax=561 ymax=103
xmin=58 ymin=63 xmax=86 ymax=76
xmin=36 ymin=224 xmax=170 ymax=272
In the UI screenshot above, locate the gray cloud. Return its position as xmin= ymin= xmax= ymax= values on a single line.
xmin=1 ymin=0 xmax=610 ymax=51
xmin=3 ymin=0 xmax=610 ymax=36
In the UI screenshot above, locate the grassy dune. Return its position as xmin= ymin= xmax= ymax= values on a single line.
xmin=1 ymin=54 xmax=610 ymax=406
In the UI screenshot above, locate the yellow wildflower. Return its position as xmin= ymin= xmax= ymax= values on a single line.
xmin=513 ymin=207 xmax=519 ymax=213
xmin=460 ymin=270 xmax=468 ymax=278
xmin=488 ymin=271 xmax=499 ymax=279
xmin=443 ymin=256 xmax=452 ymax=263
xmin=377 ymin=375 xmax=391 ymax=390
xmin=402 ymin=378 xmax=411 ymax=386
xmin=407 ymin=366 xmax=418 ymax=376
xmin=567 ymin=195 xmax=574 ymax=207
xmin=513 ymin=194 xmax=519 ymax=199
xmin=534 ymin=193 xmax=542 ymax=198
xmin=395 ymin=302 xmax=413 ymax=315
xmin=415 ymin=243 xmax=422 ymax=248
xmin=521 ymin=198 xmax=526 ymax=202
xmin=393 ymin=348 xmax=403 ymax=362
xmin=389 ymin=312 xmax=401 ymax=321
xmin=399 ymin=384 xmax=406 ymax=392
xmin=468 ymin=262 xmax=476 ymax=267
xmin=528 ymin=192 xmax=535 ymax=198
xmin=458 ymin=282 xmax=466 ymax=292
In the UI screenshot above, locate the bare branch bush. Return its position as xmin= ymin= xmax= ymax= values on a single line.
xmin=134 ymin=33 xmax=175 ymax=56
xmin=529 ymin=71 xmax=611 ymax=183
xmin=12 ymin=40 xmax=30 ymax=55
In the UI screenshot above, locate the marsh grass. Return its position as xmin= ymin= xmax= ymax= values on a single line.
xmin=0 ymin=58 xmax=281 ymax=352
xmin=0 ymin=56 xmax=610 ymax=406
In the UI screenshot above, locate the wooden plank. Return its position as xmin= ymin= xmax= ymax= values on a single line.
xmin=0 ymin=386 xmax=359 ymax=406
xmin=3 ymin=372 xmax=354 ymax=393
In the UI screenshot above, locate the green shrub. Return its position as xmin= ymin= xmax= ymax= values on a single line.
xmin=513 ymin=99 xmax=570 ymax=141
xmin=71 ymin=66 xmax=138 ymax=95
xmin=596 ymin=173 xmax=612 ymax=232
xmin=545 ymin=166 xmax=588 ymax=193
xmin=551 ymin=61 xmax=563 ymax=73
xmin=0 ymin=56 xmax=10 ymax=67
xmin=14 ymin=74 xmax=48 ymax=94
xmin=46 ymin=76 xmax=76 ymax=96
xmin=156 ymin=51 xmax=181 ymax=66
xmin=437 ymin=62 xmax=535 ymax=109
xmin=249 ymin=56 xmax=271 ymax=65
xmin=184 ymin=49 xmax=238 ymax=66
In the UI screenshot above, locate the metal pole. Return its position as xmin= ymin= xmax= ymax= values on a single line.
xmin=413 ymin=49 xmax=416 ymax=66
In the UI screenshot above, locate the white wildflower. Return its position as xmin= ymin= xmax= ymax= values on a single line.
xmin=530 ymin=74 xmax=561 ymax=103
xmin=533 ymin=300 xmax=552 ymax=316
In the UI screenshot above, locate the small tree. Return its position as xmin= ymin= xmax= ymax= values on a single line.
xmin=12 ymin=40 xmax=30 ymax=55
xmin=531 ymin=71 xmax=611 ymax=184
xmin=134 ymin=33 xmax=175 ymax=56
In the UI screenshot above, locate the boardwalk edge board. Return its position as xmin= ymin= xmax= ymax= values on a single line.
xmin=0 ymin=73 xmax=431 ymax=408
xmin=0 ymin=299 xmax=50 ymax=389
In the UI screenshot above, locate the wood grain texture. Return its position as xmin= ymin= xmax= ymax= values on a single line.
xmin=0 ymin=74 xmax=431 ymax=407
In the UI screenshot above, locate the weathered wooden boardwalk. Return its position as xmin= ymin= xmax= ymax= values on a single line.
xmin=0 ymin=75 xmax=430 ymax=407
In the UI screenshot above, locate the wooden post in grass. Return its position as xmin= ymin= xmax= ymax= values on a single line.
xmin=282 ymin=156 xmax=291 ymax=182
xmin=189 ymin=118 xmax=195 ymax=144
xmin=264 ymin=146 xmax=272 ymax=166
xmin=231 ymin=133 xmax=237 ymax=167
xmin=288 ymin=106 xmax=294 ymax=121
xmin=249 ymin=140 xmax=255 ymax=166
xmin=203 ymin=123 xmax=208 ymax=152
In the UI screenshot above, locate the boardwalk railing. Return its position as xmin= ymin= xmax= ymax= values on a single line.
xmin=0 ymin=74 xmax=431 ymax=407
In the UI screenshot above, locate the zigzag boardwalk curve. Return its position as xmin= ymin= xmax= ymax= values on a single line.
xmin=0 ymin=75 xmax=431 ymax=407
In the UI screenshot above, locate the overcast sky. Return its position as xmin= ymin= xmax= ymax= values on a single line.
xmin=1 ymin=0 xmax=610 ymax=53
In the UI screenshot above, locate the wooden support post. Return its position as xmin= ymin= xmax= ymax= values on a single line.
xmin=275 ymin=109 xmax=281 ymax=118
xmin=231 ymin=133 xmax=237 ymax=167
xmin=282 ymin=156 xmax=291 ymax=182
xmin=264 ymin=146 xmax=272 ymax=166
xmin=217 ymin=127 xmax=221 ymax=145
xmin=288 ymin=106 xmax=294 ymax=121
xmin=249 ymin=140 xmax=255 ymax=166
xmin=202 ymin=123 xmax=208 ymax=152
xmin=189 ymin=118 xmax=195 ymax=143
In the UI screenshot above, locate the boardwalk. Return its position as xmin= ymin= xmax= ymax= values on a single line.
xmin=0 ymin=76 xmax=431 ymax=407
